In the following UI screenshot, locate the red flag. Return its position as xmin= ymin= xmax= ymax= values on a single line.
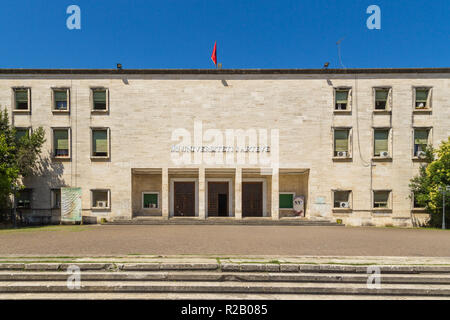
xmin=211 ymin=41 xmax=217 ymax=66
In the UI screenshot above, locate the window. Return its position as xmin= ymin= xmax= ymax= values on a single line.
xmin=53 ymin=89 xmax=69 ymax=111
xmin=143 ymin=192 xmax=159 ymax=209
xmin=334 ymin=129 xmax=350 ymax=157
xmin=91 ymin=190 xmax=110 ymax=209
xmin=415 ymin=88 xmax=431 ymax=110
xmin=412 ymin=193 xmax=424 ymax=209
xmin=373 ymin=190 xmax=391 ymax=209
xmin=333 ymin=191 xmax=351 ymax=209
xmin=16 ymin=189 xmax=32 ymax=209
xmin=51 ymin=189 xmax=61 ymax=209
xmin=374 ymin=88 xmax=390 ymax=110
xmin=15 ymin=128 xmax=30 ymax=142
xmin=279 ymin=193 xmax=295 ymax=209
xmin=374 ymin=129 xmax=390 ymax=157
xmin=335 ymin=88 xmax=350 ymax=111
xmin=413 ymin=129 xmax=430 ymax=158
xmin=14 ymin=88 xmax=30 ymax=111
xmin=53 ymin=128 xmax=70 ymax=158
xmin=91 ymin=128 xmax=109 ymax=158
xmin=92 ymin=88 xmax=108 ymax=111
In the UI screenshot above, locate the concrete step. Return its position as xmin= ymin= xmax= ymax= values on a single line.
xmin=1 ymin=281 xmax=450 ymax=296
xmin=1 ymin=271 xmax=450 ymax=284
xmin=106 ymin=218 xmax=343 ymax=226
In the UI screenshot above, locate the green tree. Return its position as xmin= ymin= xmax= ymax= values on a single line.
xmin=410 ymin=137 xmax=450 ymax=227
xmin=0 ymin=109 xmax=45 ymax=209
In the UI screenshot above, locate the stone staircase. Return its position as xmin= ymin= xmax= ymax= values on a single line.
xmin=106 ymin=217 xmax=343 ymax=226
xmin=1 ymin=261 xmax=450 ymax=299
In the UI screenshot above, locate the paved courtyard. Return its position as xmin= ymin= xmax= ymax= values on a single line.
xmin=0 ymin=225 xmax=449 ymax=257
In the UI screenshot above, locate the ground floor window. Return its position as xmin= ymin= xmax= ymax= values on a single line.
xmin=333 ymin=190 xmax=351 ymax=208
xmin=16 ymin=189 xmax=32 ymax=208
xmin=91 ymin=190 xmax=110 ymax=209
xmin=143 ymin=192 xmax=159 ymax=209
xmin=279 ymin=193 xmax=295 ymax=209
xmin=51 ymin=189 xmax=61 ymax=209
xmin=373 ymin=190 xmax=391 ymax=209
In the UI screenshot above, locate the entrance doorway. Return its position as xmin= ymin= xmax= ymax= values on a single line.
xmin=242 ymin=182 xmax=263 ymax=217
xmin=174 ymin=182 xmax=195 ymax=216
xmin=207 ymin=182 xmax=229 ymax=217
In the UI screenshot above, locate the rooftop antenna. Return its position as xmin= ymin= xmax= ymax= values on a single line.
xmin=336 ymin=38 xmax=346 ymax=69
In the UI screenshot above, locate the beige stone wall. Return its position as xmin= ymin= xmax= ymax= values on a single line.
xmin=2 ymin=72 xmax=449 ymax=226
xmin=132 ymin=174 xmax=162 ymax=216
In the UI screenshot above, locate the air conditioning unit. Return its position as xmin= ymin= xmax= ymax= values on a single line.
xmin=337 ymin=151 xmax=348 ymax=157
xmin=96 ymin=201 xmax=108 ymax=208
xmin=340 ymin=202 xmax=350 ymax=208
xmin=417 ymin=151 xmax=427 ymax=159
xmin=380 ymin=151 xmax=389 ymax=157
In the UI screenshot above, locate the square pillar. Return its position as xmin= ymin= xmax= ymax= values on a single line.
xmin=198 ymin=167 xmax=206 ymax=219
xmin=162 ymin=168 xmax=169 ymax=219
xmin=235 ymin=168 xmax=242 ymax=219
xmin=271 ymin=168 xmax=280 ymax=220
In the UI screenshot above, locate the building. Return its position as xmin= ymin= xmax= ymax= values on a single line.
xmin=3 ymin=68 xmax=449 ymax=226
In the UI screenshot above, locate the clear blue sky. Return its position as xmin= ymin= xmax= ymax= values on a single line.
xmin=1 ymin=0 xmax=448 ymax=69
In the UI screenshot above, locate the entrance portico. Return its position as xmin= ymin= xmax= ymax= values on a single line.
xmin=131 ymin=168 xmax=308 ymax=220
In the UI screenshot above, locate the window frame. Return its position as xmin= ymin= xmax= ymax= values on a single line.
xmin=333 ymin=87 xmax=352 ymax=113
xmin=91 ymin=189 xmax=111 ymax=210
xmin=12 ymin=87 xmax=31 ymax=113
xmin=52 ymin=87 xmax=70 ymax=113
xmin=90 ymin=87 xmax=109 ymax=113
xmin=52 ymin=127 xmax=71 ymax=160
xmin=413 ymin=86 xmax=432 ymax=112
xmin=142 ymin=192 xmax=160 ymax=210
xmin=372 ymin=190 xmax=392 ymax=212
xmin=279 ymin=192 xmax=296 ymax=210
xmin=373 ymin=87 xmax=392 ymax=113
xmin=51 ymin=188 xmax=61 ymax=209
xmin=372 ymin=127 xmax=392 ymax=160
xmin=15 ymin=188 xmax=32 ymax=209
xmin=412 ymin=127 xmax=432 ymax=160
xmin=332 ymin=127 xmax=352 ymax=160
xmin=90 ymin=127 xmax=110 ymax=160
xmin=14 ymin=127 xmax=31 ymax=142
xmin=332 ymin=190 xmax=352 ymax=211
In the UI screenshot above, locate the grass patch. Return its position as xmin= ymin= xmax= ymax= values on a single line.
xmin=0 ymin=225 xmax=89 ymax=234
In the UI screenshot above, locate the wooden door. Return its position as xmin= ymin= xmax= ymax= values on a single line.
xmin=174 ymin=182 xmax=195 ymax=216
xmin=242 ymin=182 xmax=263 ymax=217
xmin=208 ymin=182 xmax=229 ymax=217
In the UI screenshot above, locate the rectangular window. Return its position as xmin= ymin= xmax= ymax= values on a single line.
xmin=53 ymin=129 xmax=70 ymax=158
xmin=92 ymin=129 xmax=109 ymax=157
xmin=333 ymin=191 xmax=351 ymax=209
xmin=279 ymin=193 xmax=295 ymax=209
xmin=53 ymin=89 xmax=69 ymax=111
xmin=414 ymin=129 xmax=430 ymax=157
xmin=412 ymin=193 xmax=423 ymax=209
xmin=415 ymin=88 xmax=430 ymax=109
xmin=16 ymin=189 xmax=32 ymax=209
xmin=335 ymin=89 xmax=349 ymax=110
xmin=51 ymin=189 xmax=61 ymax=209
xmin=15 ymin=128 xmax=29 ymax=142
xmin=375 ymin=88 xmax=389 ymax=110
xmin=143 ymin=192 xmax=159 ymax=209
xmin=92 ymin=89 xmax=107 ymax=111
xmin=373 ymin=191 xmax=390 ymax=209
xmin=334 ymin=129 xmax=350 ymax=157
xmin=374 ymin=129 xmax=389 ymax=157
xmin=92 ymin=190 xmax=110 ymax=209
xmin=14 ymin=88 xmax=29 ymax=110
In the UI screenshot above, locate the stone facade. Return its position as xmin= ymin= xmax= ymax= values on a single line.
xmin=2 ymin=69 xmax=449 ymax=226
